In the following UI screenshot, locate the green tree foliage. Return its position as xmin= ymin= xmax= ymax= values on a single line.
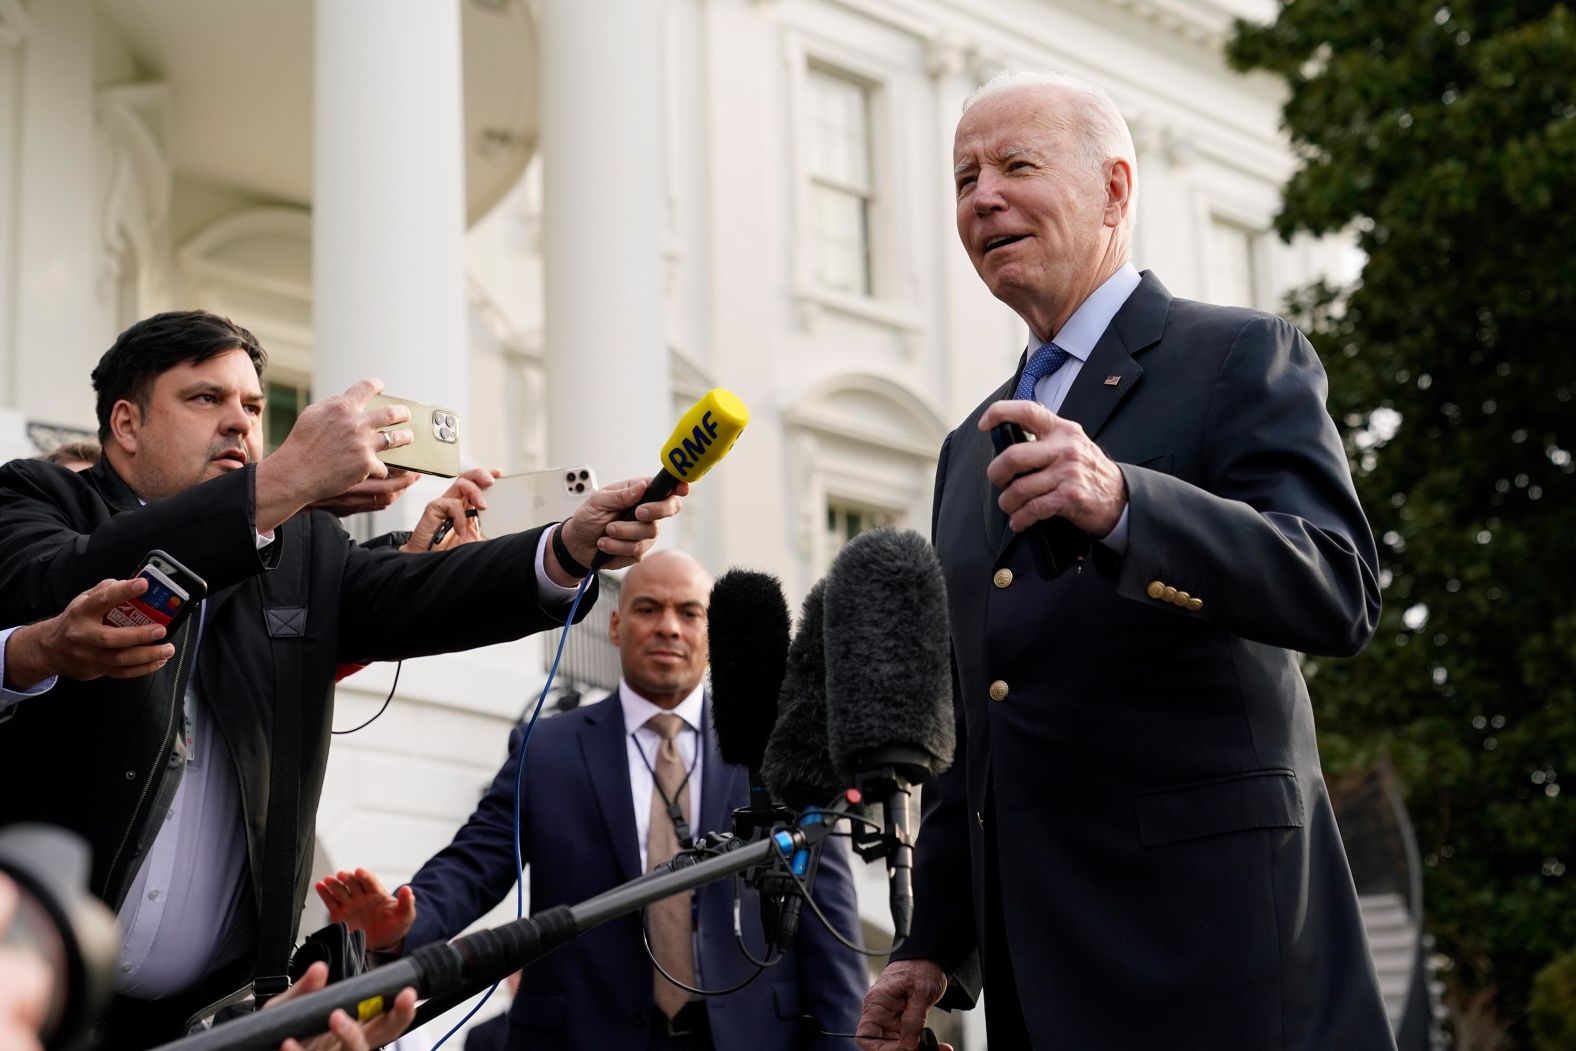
xmin=1228 ymin=1 xmax=1576 ymax=1040
xmin=1530 ymin=948 xmax=1576 ymax=1050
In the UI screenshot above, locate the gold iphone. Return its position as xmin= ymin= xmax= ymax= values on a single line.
xmin=368 ymin=394 xmax=462 ymax=478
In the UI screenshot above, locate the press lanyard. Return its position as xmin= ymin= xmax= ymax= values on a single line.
xmin=633 ymin=728 xmax=698 ymax=851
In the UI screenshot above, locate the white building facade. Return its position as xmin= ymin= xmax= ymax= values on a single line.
xmin=0 ymin=0 xmax=1352 ymax=1044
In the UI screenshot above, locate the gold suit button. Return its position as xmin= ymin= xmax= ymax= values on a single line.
xmin=993 ymin=568 xmax=1014 ymax=589
xmin=1162 ymin=586 xmax=1178 ymax=603
xmin=1173 ymin=590 xmax=1191 ymax=607
xmin=1146 ymin=580 xmax=1166 ymax=600
xmin=988 ymin=680 xmax=1009 ymax=702
xmin=1187 ymin=597 xmax=1203 ymax=612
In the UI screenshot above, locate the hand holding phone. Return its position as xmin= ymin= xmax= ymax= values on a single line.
xmin=103 ymin=551 xmax=207 ymax=636
xmin=990 ymin=422 xmax=1088 ymax=578
xmin=476 ymin=466 xmax=598 ymax=540
xmin=368 ymin=394 xmax=462 ymax=478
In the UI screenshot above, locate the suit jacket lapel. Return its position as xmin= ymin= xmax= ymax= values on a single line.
xmin=979 ymin=376 xmax=1016 ymax=558
xmin=985 ymin=271 xmax=1172 ymax=566
xmin=1055 ymin=271 xmax=1170 ymax=441
xmin=698 ymin=693 xmax=739 ymax=838
xmin=579 ymin=693 xmax=642 ymax=883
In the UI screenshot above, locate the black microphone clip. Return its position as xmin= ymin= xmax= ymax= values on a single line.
xmin=730 ymin=795 xmax=796 ymax=945
xmin=844 ymin=743 xmax=931 ymax=942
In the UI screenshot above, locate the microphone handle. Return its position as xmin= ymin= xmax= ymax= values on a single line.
xmin=774 ymin=846 xmax=822 ymax=952
xmin=588 ymin=469 xmax=682 ymax=570
xmin=885 ymin=788 xmax=915 ymax=941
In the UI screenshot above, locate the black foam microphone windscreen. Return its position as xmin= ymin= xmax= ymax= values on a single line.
xmin=823 ymin=528 xmax=954 ymax=779
xmin=760 ymin=581 xmax=841 ymax=810
xmin=707 ymin=569 xmax=792 ymax=777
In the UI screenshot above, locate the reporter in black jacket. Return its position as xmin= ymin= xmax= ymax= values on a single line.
xmin=0 ymin=311 xmax=683 ymax=1049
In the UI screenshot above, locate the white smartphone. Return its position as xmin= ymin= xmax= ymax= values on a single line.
xmin=478 ymin=466 xmax=598 ymax=538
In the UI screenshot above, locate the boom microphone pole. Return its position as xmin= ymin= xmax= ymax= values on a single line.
xmin=150 ymin=805 xmax=853 ymax=1051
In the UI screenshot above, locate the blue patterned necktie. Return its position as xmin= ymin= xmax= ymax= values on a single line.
xmin=1012 ymin=341 xmax=1069 ymax=401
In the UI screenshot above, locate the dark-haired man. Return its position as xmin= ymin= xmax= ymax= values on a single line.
xmin=0 ymin=310 xmax=685 ymax=1049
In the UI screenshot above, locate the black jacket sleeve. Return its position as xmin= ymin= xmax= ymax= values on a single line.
xmin=1115 ymin=317 xmax=1381 ymax=657
xmin=334 ymin=523 xmax=598 ymax=663
xmin=0 ymin=461 xmax=274 ymax=623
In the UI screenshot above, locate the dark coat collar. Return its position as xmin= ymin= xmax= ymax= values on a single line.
xmin=984 ymin=270 xmax=1173 ymax=561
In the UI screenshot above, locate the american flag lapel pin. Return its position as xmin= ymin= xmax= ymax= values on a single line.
xmin=1104 ymin=374 xmax=1121 ymax=387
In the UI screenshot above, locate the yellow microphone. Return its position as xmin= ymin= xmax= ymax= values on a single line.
xmin=590 ymin=388 xmax=750 ymax=568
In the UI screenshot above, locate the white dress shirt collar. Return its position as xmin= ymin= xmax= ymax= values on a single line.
xmin=619 ymin=679 xmax=706 ymax=738
xmin=1038 ymin=263 xmax=1142 ymax=363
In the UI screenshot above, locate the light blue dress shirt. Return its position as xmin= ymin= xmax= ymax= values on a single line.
xmin=1024 ymin=263 xmax=1141 ymax=552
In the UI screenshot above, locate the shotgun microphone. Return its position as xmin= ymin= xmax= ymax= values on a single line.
xmin=590 ymin=389 xmax=749 ymax=569
xmin=707 ymin=568 xmax=792 ymax=814
xmin=760 ymin=580 xmax=841 ymax=811
xmin=757 ymin=581 xmax=847 ymax=952
xmin=707 ymin=568 xmax=795 ymax=942
xmin=823 ymin=529 xmax=954 ymax=941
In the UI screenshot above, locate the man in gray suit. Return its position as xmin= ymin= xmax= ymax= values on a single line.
xmin=857 ymin=71 xmax=1395 ymax=1051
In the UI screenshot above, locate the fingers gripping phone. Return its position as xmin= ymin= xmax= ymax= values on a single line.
xmin=368 ymin=394 xmax=462 ymax=478
xmin=478 ymin=466 xmax=598 ymax=538
xmin=991 ymin=422 xmax=1088 ymax=579
xmin=103 ymin=551 xmax=208 ymax=635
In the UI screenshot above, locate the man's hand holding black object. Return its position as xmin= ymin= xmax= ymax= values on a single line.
xmin=268 ymin=960 xmax=417 ymax=1051
xmin=545 ymin=476 xmax=689 ymax=586
xmin=979 ymin=399 xmax=1126 ymax=540
xmin=856 ymin=960 xmax=953 ymax=1051
xmin=4 ymin=578 xmax=175 ymax=689
xmin=254 ymin=378 xmax=415 ymax=533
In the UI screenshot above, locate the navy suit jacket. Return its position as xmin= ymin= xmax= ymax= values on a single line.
xmin=404 ymin=693 xmax=868 ymax=1050
xmin=899 ymin=273 xmax=1396 ymax=1050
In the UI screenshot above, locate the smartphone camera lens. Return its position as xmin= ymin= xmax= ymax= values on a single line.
xmin=577 ymin=470 xmax=589 ymax=480
xmin=573 ymin=483 xmax=586 ymax=493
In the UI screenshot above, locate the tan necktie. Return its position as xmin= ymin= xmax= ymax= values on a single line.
xmin=644 ymin=712 xmax=695 ymax=1019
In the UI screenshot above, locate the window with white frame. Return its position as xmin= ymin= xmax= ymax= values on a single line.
xmin=825 ymin=499 xmax=896 ymax=561
xmin=265 ymin=379 xmax=311 ymax=454
xmin=1206 ymin=217 xmax=1260 ymax=309
xmin=806 ymin=66 xmax=875 ymax=297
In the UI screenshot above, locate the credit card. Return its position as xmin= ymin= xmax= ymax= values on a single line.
xmin=104 ymin=564 xmax=189 ymax=629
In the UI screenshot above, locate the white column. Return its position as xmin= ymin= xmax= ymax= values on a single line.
xmin=10 ymin=0 xmax=105 ymax=431
xmin=539 ymin=0 xmax=669 ymax=483
xmin=0 ymin=0 xmax=30 ymax=416
xmin=312 ymin=1 xmax=469 ymax=449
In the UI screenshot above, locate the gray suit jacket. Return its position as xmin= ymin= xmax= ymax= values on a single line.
xmin=899 ymin=272 xmax=1396 ymax=1050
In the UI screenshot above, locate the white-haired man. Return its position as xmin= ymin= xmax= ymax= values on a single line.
xmin=857 ymin=72 xmax=1395 ymax=1051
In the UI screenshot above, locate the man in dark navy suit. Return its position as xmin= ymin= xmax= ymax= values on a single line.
xmin=857 ymin=71 xmax=1396 ymax=1051
xmin=321 ymin=550 xmax=868 ymax=1050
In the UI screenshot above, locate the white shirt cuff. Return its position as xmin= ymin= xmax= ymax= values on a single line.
xmin=534 ymin=527 xmax=581 ymax=598
xmin=257 ymin=529 xmax=276 ymax=549
xmin=1097 ymin=505 xmax=1130 ymax=554
xmin=0 ymin=625 xmax=57 ymax=719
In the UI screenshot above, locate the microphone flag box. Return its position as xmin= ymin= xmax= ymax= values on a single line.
xmin=105 ymin=565 xmax=188 ymax=629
